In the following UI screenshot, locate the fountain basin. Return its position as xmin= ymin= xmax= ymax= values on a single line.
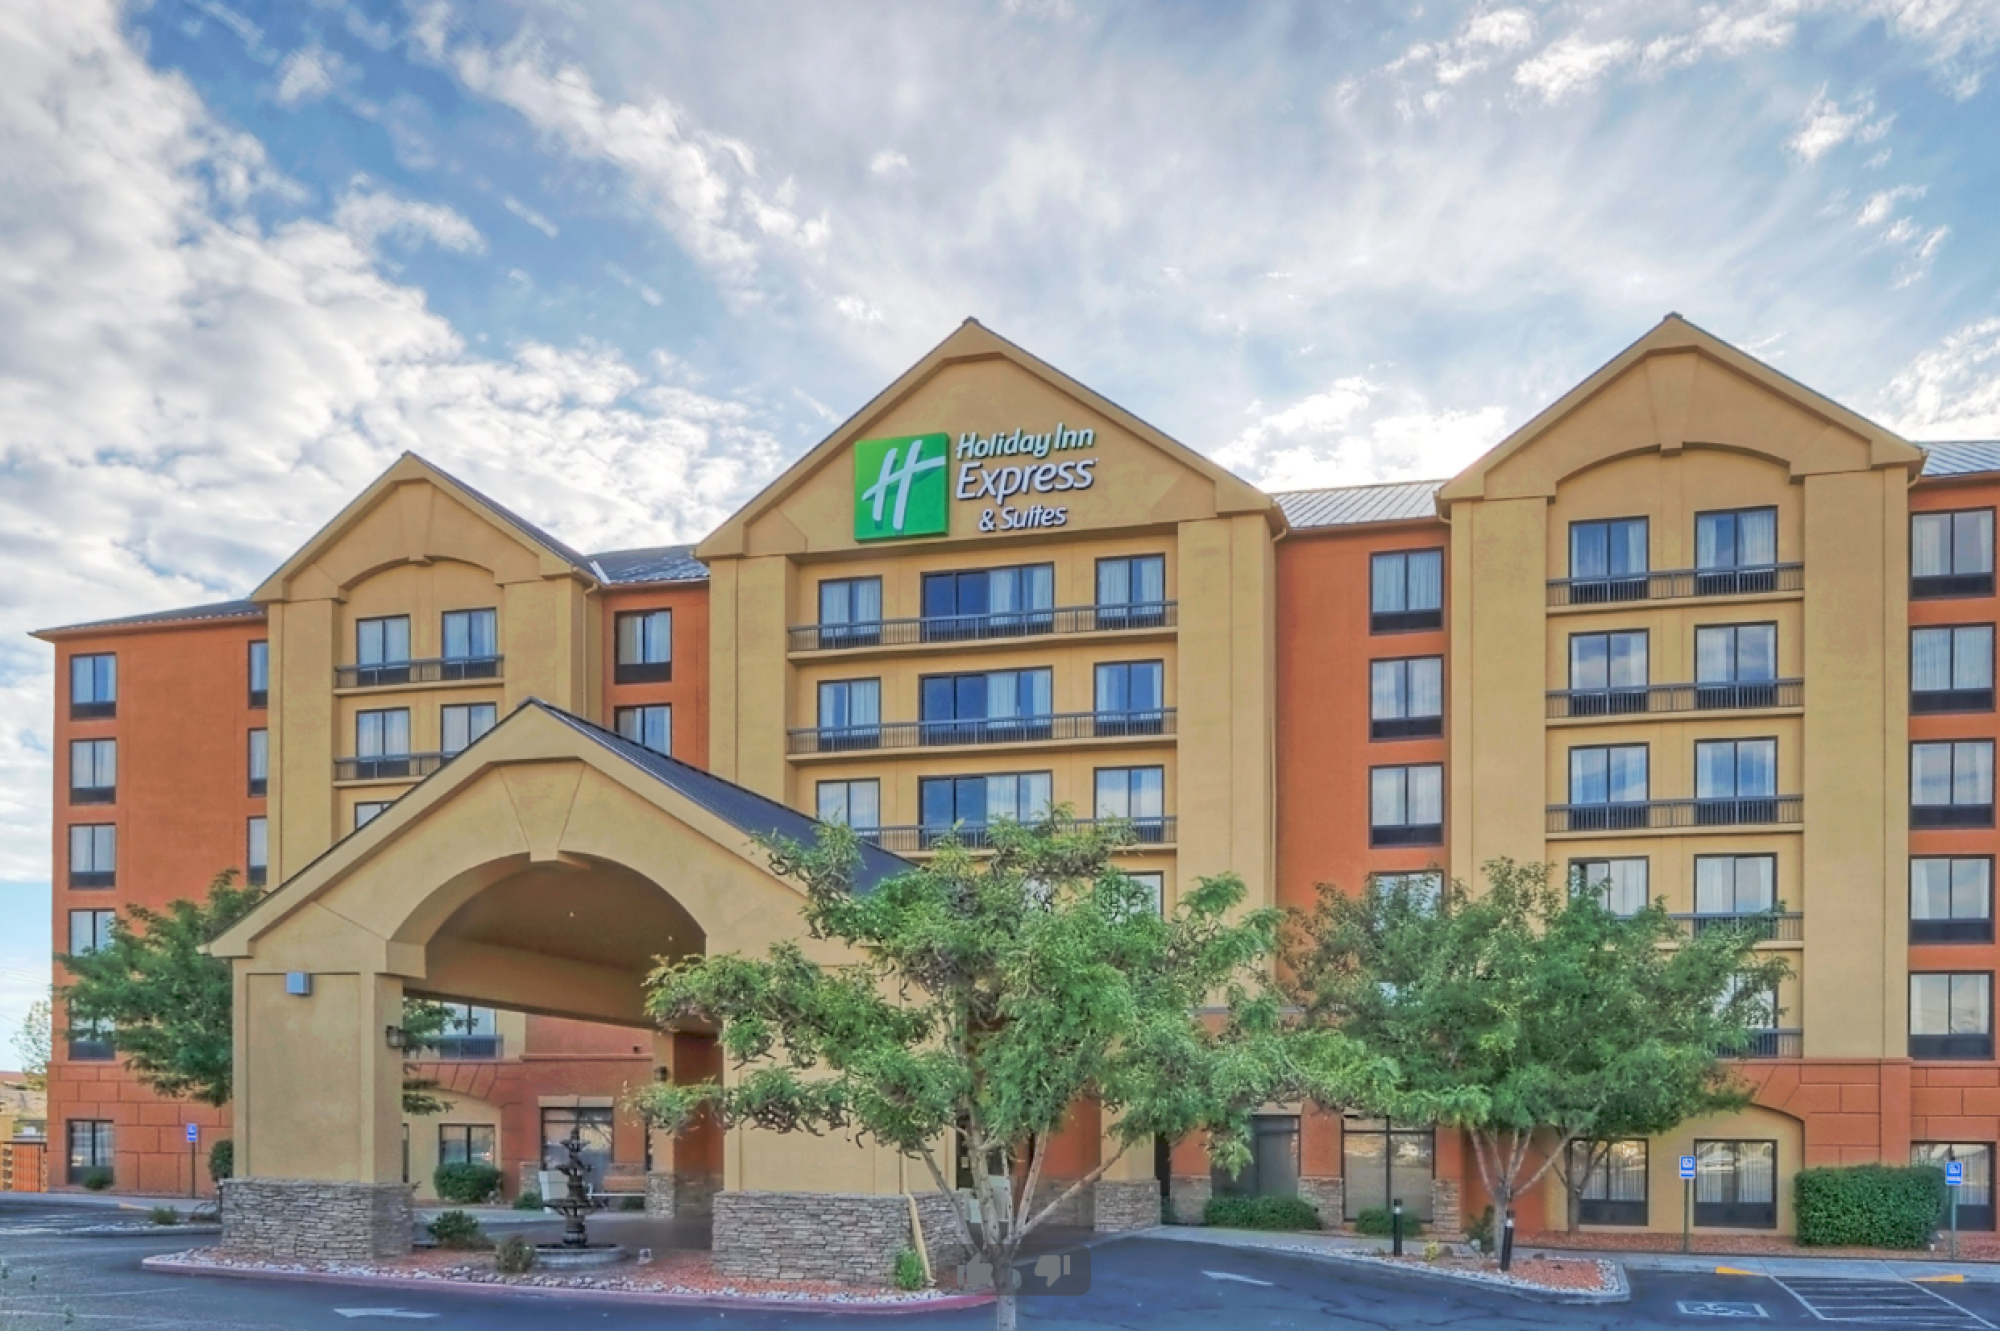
xmin=532 ymin=1243 xmax=628 ymax=1270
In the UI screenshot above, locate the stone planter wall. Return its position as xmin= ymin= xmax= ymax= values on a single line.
xmin=713 ymin=1190 xmax=969 ymax=1286
xmin=1027 ymin=1177 xmax=1095 ymax=1228
xmin=1298 ymin=1176 xmax=1343 ymax=1228
xmin=221 ymin=1178 xmax=414 ymax=1260
xmin=1092 ymin=1179 xmax=1159 ymax=1232
xmin=1167 ymin=1174 xmax=1211 ymax=1224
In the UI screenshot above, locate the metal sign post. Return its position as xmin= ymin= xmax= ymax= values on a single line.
xmin=1946 ymin=1157 xmax=1964 ymax=1261
xmin=186 ymin=1124 xmax=199 ymax=1200
xmin=1679 ymin=1155 xmax=1697 ymax=1254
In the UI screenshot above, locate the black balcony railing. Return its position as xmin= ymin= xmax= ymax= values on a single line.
xmin=788 ymin=709 xmax=1178 ymax=755
xmin=67 ymin=870 xmax=114 ymax=890
xmin=1913 ymin=572 xmax=1996 ymax=600
xmin=1910 ymin=917 xmax=1995 ymax=944
xmin=1370 ymin=607 xmax=1443 ymax=634
xmin=66 ymin=1038 xmax=114 ymax=1062
xmin=1737 ymin=1028 xmax=1803 ymax=1059
xmin=1912 ymin=803 xmax=1996 ymax=830
xmin=421 ymin=1034 xmax=504 ymax=1060
xmin=1546 ymin=796 xmax=1803 ymax=833
xmin=336 ymin=656 xmax=503 ymax=689
xmin=615 ymin=660 xmax=672 ymax=684
xmin=335 ymin=752 xmax=447 ymax=781
xmin=1548 ymin=563 xmax=1803 ymax=607
xmin=69 ymin=700 xmax=115 ymax=721
xmin=1913 ymin=687 xmax=1997 ymax=714
xmin=1548 ymin=679 xmax=1803 ymax=718
xmin=1669 ymin=912 xmax=1803 ymax=942
xmin=1911 ymin=1032 xmax=1995 ymax=1060
xmin=1370 ymin=823 xmax=1445 ymax=848
xmin=788 ymin=602 xmax=1178 ymax=652
xmin=1371 ymin=715 xmax=1444 ymax=741
xmin=862 ymin=816 xmax=1177 ymax=854
xmin=69 ymin=785 xmax=114 ymax=806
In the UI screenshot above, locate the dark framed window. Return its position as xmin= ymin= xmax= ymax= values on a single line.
xmin=69 ymin=654 xmax=116 ymax=720
xmin=441 ymin=703 xmax=497 ymax=755
xmin=919 ymin=668 xmax=1053 ymax=743
xmin=1695 ymin=854 xmax=1776 ymax=918
xmin=1094 ymin=767 xmax=1165 ymax=841
xmin=68 ymin=908 xmax=115 ymax=956
xmin=1571 ymin=857 xmax=1648 ymax=916
xmin=1694 ymin=738 xmax=1777 ymax=823
xmin=1370 ymin=657 xmax=1443 ymax=739
xmin=923 ymin=564 xmax=1054 ymax=639
xmin=1341 ymin=1118 xmax=1435 ymax=1221
xmin=816 ymin=779 xmax=880 ymax=832
xmin=1913 ymin=625 xmax=1995 ymax=713
xmin=1370 ymin=764 xmax=1442 ymax=846
xmin=1912 ymin=741 xmax=1995 ymax=828
xmin=923 ymin=772 xmax=1054 ymax=845
xmin=248 ymin=729 xmax=268 ymax=797
xmin=67 ymin=1017 xmax=113 ymax=1062
xmin=1565 ymin=744 xmax=1648 ymax=830
xmin=615 ymin=609 xmax=673 ymax=683
xmin=68 ymin=824 xmax=115 ymax=889
xmin=429 ymin=1004 xmax=501 ymax=1060
xmin=1912 ymin=972 xmax=1993 ymax=1059
xmin=1694 ymin=1140 xmax=1777 ymax=1228
xmin=246 ymin=817 xmax=267 ymax=887
xmin=1210 ymin=1113 xmax=1301 ymax=1201
xmin=354 ymin=615 xmax=413 ymax=686
xmin=1915 ymin=1143 xmax=1995 ymax=1231
xmin=438 ymin=1124 xmax=496 ymax=1169
xmin=1372 ymin=870 xmax=1443 ymax=908
xmin=69 ymin=739 xmax=116 ymax=804
xmin=440 ymin=608 xmax=499 ymax=679
xmin=1094 ymin=660 xmax=1166 ymax=735
xmin=1914 ymin=510 xmax=1996 ymax=599
xmin=818 ymin=577 xmax=883 ymax=648
xmin=1912 ymin=858 xmax=1994 ymax=944
xmin=1695 ymin=507 xmax=1780 ymax=594
xmin=248 ymin=640 xmax=269 ymax=708
xmin=1570 ymin=1139 xmax=1648 ymax=1226
xmin=1695 ymin=624 xmax=1780 ymax=709
xmin=1567 ymin=631 xmax=1648 ymax=715
xmin=815 ymin=679 xmax=881 ymax=750
xmin=1096 ymin=555 xmax=1168 ymax=629
xmin=352 ymin=709 xmax=413 ymax=779
xmin=66 ymin=1120 xmax=113 ymax=1183
xmin=354 ymin=801 xmax=391 ymax=830
xmin=1370 ymin=550 xmax=1443 ymax=632
xmin=614 ymin=704 xmax=671 ymax=756
xmin=540 ymin=1106 xmax=613 ymax=1189
xmin=1567 ymin=518 xmax=1649 ymax=603
xmin=1124 ymin=871 xmax=1165 ymax=914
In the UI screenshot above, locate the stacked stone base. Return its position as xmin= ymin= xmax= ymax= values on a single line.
xmin=1168 ymin=1174 xmax=1212 ymax=1224
xmin=1429 ymin=1178 xmax=1463 ymax=1239
xmin=1091 ymin=1179 xmax=1160 ymax=1231
xmin=1298 ymin=1176 xmax=1343 ymax=1227
xmin=644 ymin=1170 xmax=721 ymax=1218
xmin=1027 ymin=1177 xmax=1094 ymax=1227
xmin=713 ymin=1190 xmax=970 ymax=1286
xmin=221 ymin=1178 xmax=414 ymax=1260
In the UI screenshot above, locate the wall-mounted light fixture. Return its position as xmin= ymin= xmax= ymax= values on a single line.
xmin=384 ymin=1025 xmax=407 ymax=1050
xmin=284 ymin=972 xmax=312 ymax=997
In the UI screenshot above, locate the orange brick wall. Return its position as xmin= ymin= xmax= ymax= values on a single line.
xmin=601 ymin=584 xmax=710 ymax=767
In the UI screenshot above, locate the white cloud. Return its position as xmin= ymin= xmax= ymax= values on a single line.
xmin=1214 ymin=378 xmax=1509 ymax=491
xmin=1856 ymin=183 xmax=1924 ymax=227
xmin=503 ymin=194 xmax=561 ymax=238
xmin=1789 ymin=88 xmax=1892 ymax=163
xmin=273 ymin=43 xmax=348 ymax=106
xmin=1878 ymin=318 xmax=2000 ymax=437
xmin=868 ymin=149 xmax=910 ymax=177
xmin=1512 ymin=34 xmax=1638 ymax=102
xmin=333 ymin=182 xmax=486 ymax=254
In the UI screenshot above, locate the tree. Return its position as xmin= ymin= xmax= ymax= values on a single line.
xmin=637 ymin=815 xmax=1415 ymax=1331
xmin=59 ymin=868 xmax=459 ymax=1114
xmin=1287 ymin=859 xmax=1789 ymax=1262
xmin=10 ymin=994 xmax=50 ymax=1092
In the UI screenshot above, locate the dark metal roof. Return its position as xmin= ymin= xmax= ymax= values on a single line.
xmin=1921 ymin=441 xmax=2000 ymax=479
xmin=586 ymin=545 xmax=709 ymax=585
xmin=1273 ymin=479 xmax=1446 ymax=530
xmin=533 ymin=701 xmax=910 ymax=893
xmin=38 ymin=598 xmax=265 ymax=636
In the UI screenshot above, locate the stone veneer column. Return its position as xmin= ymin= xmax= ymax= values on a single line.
xmin=645 ymin=1170 xmax=721 ymax=1219
xmin=221 ymin=1178 xmax=414 ymax=1260
xmin=1429 ymin=1178 xmax=1462 ymax=1239
xmin=1297 ymin=1177 xmax=1343 ymax=1228
xmin=713 ymin=1191 xmax=970 ymax=1286
xmin=1168 ymin=1175 xmax=1211 ymax=1224
xmin=1091 ymin=1180 xmax=1159 ymax=1232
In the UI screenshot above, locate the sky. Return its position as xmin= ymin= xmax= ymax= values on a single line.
xmin=3 ymin=0 xmax=2000 ymax=1054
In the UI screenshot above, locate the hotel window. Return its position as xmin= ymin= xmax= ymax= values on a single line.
xmin=354 ymin=615 xmax=413 ymax=686
xmin=1094 ymin=766 xmax=1166 ymax=842
xmin=438 ymin=1124 xmax=497 ymax=1168
xmin=1567 ymin=517 xmax=1648 ymax=602
xmin=354 ymin=801 xmax=392 ymax=830
xmin=353 ymin=709 xmax=413 ymax=779
xmin=1695 ymin=624 xmax=1779 ymax=708
xmin=818 ymin=577 xmax=883 ymax=648
xmin=248 ymin=640 xmax=269 ymax=708
xmin=541 ymin=1106 xmax=613 ymax=1189
xmin=429 ymin=1004 xmax=501 ymax=1059
xmin=68 ymin=825 xmax=115 ymax=889
xmin=1695 ymin=854 xmax=1776 ymax=922
xmin=815 ymin=679 xmax=881 ymax=750
xmin=1095 ymin=660 xmax=1166 ymax=735
xmin=1340 ymin=1118 xmax=1435 ymax=1221
xmin=613 ymin=704 xmax=671 ymax=756
xmin=1914 ymin=509 xmax=1996 ymax=599
xmin=70 ymin=653 xmax=116 ymax=720
xmin=68 ymin=908 xmax=115 ymax=956
xmin=1369 ymin=764 xmax=1443 ymax=846
xmin=246 ymin=817 xmax=267 ymax=886
xmin=1373 ymin=869 xmax=1443 ymax=908
xmin=1913 ymin=625 xmax=1995 ymax=713
xmin=1568 ymin=1140 xmax=1648 ymax=1226
xmin=1571 ymin=858 xmax=1648 ymax=916
xmin=816 ymin=779 xmax=881 ymax=833
xmin=70 ymin=739 xmax=116 ymax=804
xmin=920 ymin=668 xmax=1053 ymax=743
xmin=441 ymin=702 xmax=498 ymax=755
xmin=1694 ymin=1140 xmax=1777 ymax=1229
xmin=1370 ymin=550 xmax=1443 ymax=633
xmin=614 ymin=609 xmax=672 ymax=683
xmin=923 ymin=772 xmax=1054 ymax=845
xmin=66 ymin=1120 xmax=113 ymax=1184
xmin=922 ymin=564 xmax=1054 ymax=639
xmin=1694 ymin=738 xmax=1777 ymax=823
xmin=1124 ymin=871 xmax=1166 ymax=914
xmin=1694 ymin=506 xmax=1779 ymax=594
xmin=67 ymin=1018 xmax=114 ymax=1062
xmin=1911 ymin=858 xmax=1994 ymax=944
xmin=1911 ymin=972 xmax=1994 ymax=1060
xmin=248 ymin=729 xmax=268 ymax=797
xmin=1564 ymin=744 xmax=1648 ymax=831
xmin=1912 ymin=740 xmax=1996 ymax=828
xmin=1914 ymin=1143 xmax=1996 ymax=1231
xmin=1370 ymin=657 xmax=1443 ymax=739
xmin=1096 ymin=554 xmax=1168 ymax=629
xmin=1566 ymin=631 xmax=1647 ymax=715
xmin=441 ymin=608 xmax=499 ymax=678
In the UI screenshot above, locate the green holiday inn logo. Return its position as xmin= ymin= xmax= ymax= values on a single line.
xmin=854 ymin=433 xmax=950 ymax=541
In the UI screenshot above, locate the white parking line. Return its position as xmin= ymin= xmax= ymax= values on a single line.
xmin=1771 ymin=1275 xmax=1996 ymax=1328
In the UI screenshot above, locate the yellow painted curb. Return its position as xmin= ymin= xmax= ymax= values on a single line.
xmin=1913 ymin=1274 xmax=1966 ymax=1283
xmin=1714 ymin=1267 xmax=1757 ymax=1276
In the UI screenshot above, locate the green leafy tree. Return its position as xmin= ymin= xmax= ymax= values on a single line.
xmin=9 ymin=994 xmax=50 ymax=1093
xmin=637 ymin=815 xmax=1417 ymax=1331
xmin=1287 ymin=859 xmax=1789 ymax=1256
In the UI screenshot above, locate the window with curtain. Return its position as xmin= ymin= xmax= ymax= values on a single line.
xmin=354 ymin=801 xmax=391 ymax=830
xmin=1374 ymin=870 xmax=1443 ymax=907
xmin=1695 ymin=508 xmax=1778 ymax=569
xmin=70 ymin=739 xmax=116 ymax=803
xmin=1564 ymin=745 xmax=1648 ymax=830
xmin=1913 ymin=625 xmax=1995 ymax=712
xmin=1694 ymin=1140 xmax=1777 ymax=1228
xmin=1369 ymin=765 xmax=1443 ymax=845
xmin=614 ymin=704 xmax=671 ymax=756
xmin=438 ymin=1124 xmax=496 ymax=1168
xmin=818 ymin=577 xmax=884 ymax=647
xmin=1913 ymin=509 xmax=1996 ymax=597
xmin=816 ymin=779 xmax=881 ymax=832
xmin=68 ymin=909 xmax=115 ymax=955
xmin=66 ymin=1120 xmax=114 ymax=1183
xmin=1695 ymin=855 xmax=1776 ymax=918
xmin=1094 ymin=767 xmax=1165 ymax=841
xmin=1911 ymin=973 xmax=1994 ymax=1059
xmin=815 ymin=678 xmax=881 ymax=750
xmin=247 ymin=817 xmax=267 ymax=885
xmin=923 ymin=772 xmax=1055 ymax=845
xmin=248 ymin=729 xmax=268 ymax=796
xmin=249 ymin=640 xmax=269 ymax=707
xmin=919 ymin=668 xmax=1053 ymax=742
xmin=1094 ymin=660 xmax=1166 ymax=735
xmin=441 ymin=703 xmax=498 ymax=755
xmin=355 ymin=709 xmax=411 ymax=758
xmin=614 ymin=609 xmax=672 ymax=682
xmin=354 ymin=616 xmax=412 ymax=687
xmin=1370 ymin=550 xmax=1444 ymax=631
xmin=1914 ymin=1143 xmax=1996 ymax=1230
xmin=1571 ymin=857 xmax=1648 ymax=916
xmin=1370 ymin=657 xmax=1443 ymax=737
xmin=68 ymin=825 xmax=114 ymax=888
xmin=70 ymin=654 xmax=116 ymax=718
xmin=441 ymin=609 xmax=499 ymax=678
xmin=922 ymin=564 xmax=1055 ymax=639
xmin=1694 ymin=624 xmax=1779 ymax=708
xmin=1912 ymin=741 xmax=1996 ymax=827
xmin=1567 ymin=518 xmax=1649 ymax=602
xmin=1694 ymin=738 xmax=1778 ymax=823
xmin=1911 ymin=857 xmax=1994 ymax=943
xmin=1566 ymin=631 xmax=1648 ymax=715
xmin=1570 ymin=1140 xmax=1648 ymax=1225
xmin=1096 ymin=554 xmax=1168 ymax=629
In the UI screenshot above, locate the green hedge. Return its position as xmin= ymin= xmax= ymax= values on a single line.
xmin=208 ymin=1139 xmax=233 ymax=1183
xmin=1203 ymin=1194 xmax=1321 ymax=1231
xmin=432 ymin=1162 xmax=503 ymax=1204
xmin=1795 ymin=1165 xmax=1946 ymax=1249
xmin=1353 ymin=1205 xmax=1424 ymax=1238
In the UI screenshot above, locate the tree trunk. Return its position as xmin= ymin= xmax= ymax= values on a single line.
xmin=994 ymin=1288 xmax=1019 ymax=1331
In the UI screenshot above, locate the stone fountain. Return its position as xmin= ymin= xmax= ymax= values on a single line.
xmin=532 ymin=1124 xmax=626 ymax=1268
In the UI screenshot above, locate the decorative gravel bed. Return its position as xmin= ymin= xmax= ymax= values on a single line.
xmin=1289 ymin=1244 xmax=1626 ymax=1301
xmin=145 ymin=1247 xmax=972 ymax=1306
xmin=1520 ymin=1229 xmax=2000 ymax=1262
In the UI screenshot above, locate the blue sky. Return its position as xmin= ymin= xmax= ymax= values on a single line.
xmin=2 ymin=0 xmax=1999 ymax=1053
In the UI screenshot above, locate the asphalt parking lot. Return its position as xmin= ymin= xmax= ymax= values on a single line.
xmin=7 ymin=1194 xmax=2000 ymax=1329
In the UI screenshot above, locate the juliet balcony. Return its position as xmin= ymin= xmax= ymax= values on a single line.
xmin=1547 ymin=563 xmax=1803 ymax=608
xmin=860 ymin=816 xmax=1176 ymax=854
xmin=788 ymin=709 xmax=1177 ymax=756
xmin=787 ymin=602 xmax=1177 ymax=654
xmin=336 ymin=752 xmax=448 ymax=782
xmin=1547 ymin=679 xmax=1803 ymax=719
xmin=1668 ymin=911 xmax=1805 ymax=943
xmin=1546 ymin=795 xmax=1803 ymax=834
xmin=335 ymin=655 xmax=503 ymax=689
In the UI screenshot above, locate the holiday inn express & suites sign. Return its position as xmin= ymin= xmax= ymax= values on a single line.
xmin=853 ymin=425 xmax=1099 ymax=541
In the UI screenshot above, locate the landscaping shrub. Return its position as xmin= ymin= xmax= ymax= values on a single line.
xmin=616 ymin=1194 xmax=645 ymax=1211
xmin=513 ymin=1190 xmax=543 ymax=1211
xmin=432 ymin=1162 xmax=503 ymax=1205
xmin=147 ymin=1206 xmax=180 ymax=1226
xmin=1795 ymin=1165 xmax=1946 ymax=1249
xmin=1203 ymin=1194 xmax=1321 ymax=1231
xmin=207 ymin=1139 xmax=232 ymax=1184
xmin=493 ymin=1235 xmax=537 ymax=1275
xmin=1352 ymin=1206 xmax=1423 ymax=1238
xmin=80 ymin=1168 xmax=113 ymax=1192
xmin=892 ymin=1248 xmax=927 ymax=1291
xmin=1465 ymin=1205 xmax=1495 ymax=1254
xmin=427 ymin=1210 xmax=488 ymax=1250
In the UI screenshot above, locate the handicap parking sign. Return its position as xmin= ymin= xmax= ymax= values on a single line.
xmin=1948 ymin=1160 xmax=1965 ymax=1187
xmin=1680 ymin=1155 xmax=1697 ymax=1180
xmin=185 ymin=1124 xmax=199 ymax=1144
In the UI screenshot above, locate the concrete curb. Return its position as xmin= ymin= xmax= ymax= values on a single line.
xmin=66 ymin=1224 xmax=223 ymax=1239
xmin=138 ymin=1254 xmax=993 ymax=1315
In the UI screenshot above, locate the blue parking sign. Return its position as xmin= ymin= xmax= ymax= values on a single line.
xmin=185 ymin=1124 xmax=199 ymax=1145
xmin=1679 ymin=1155 xmax=1697 ymax=1180
xmin=1948 ymin=1160 xmax=1965 ymax=1187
